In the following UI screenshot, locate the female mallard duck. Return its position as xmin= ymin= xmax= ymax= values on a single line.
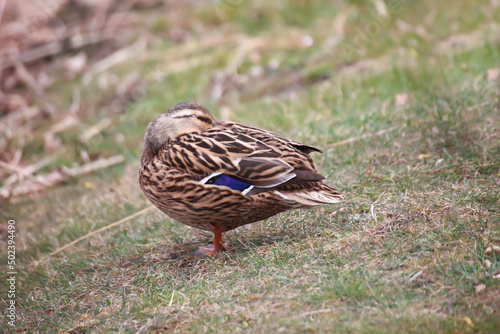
xmin=139 ymin=102 xmax=342 ymax=255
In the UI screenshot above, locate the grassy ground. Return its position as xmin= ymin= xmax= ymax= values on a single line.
xmin=1 ymin=0 xmax=500 ymax=332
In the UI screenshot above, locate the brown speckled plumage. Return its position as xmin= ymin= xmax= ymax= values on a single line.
xmin=138 ymin=102 xmax=342 ymax=254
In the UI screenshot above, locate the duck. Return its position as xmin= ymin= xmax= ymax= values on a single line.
xmin=138 ymin=101 xmax=342 ymax=255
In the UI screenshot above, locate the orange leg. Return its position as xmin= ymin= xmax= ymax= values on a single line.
xmin=213 ymin=224 xmax=226 ymax=254
xmin=197 ymin=225 xmax=227 ymax=256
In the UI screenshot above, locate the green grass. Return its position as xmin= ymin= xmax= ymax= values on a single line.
xmin=1 ymin=0 xmax=500 ymax=332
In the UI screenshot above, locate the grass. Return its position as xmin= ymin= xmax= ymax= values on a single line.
xmin=1 ymin=0 xmax=500 ymax=332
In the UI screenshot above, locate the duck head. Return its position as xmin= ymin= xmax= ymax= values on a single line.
xmin=141 ymin=101 xmax=214 ymax=165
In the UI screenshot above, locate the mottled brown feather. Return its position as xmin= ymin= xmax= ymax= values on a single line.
xmin=138 ymin=102 xmax=342 ymax=234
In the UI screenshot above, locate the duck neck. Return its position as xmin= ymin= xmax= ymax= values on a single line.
xmin=140 ymin=144 xmax=160 ymax=167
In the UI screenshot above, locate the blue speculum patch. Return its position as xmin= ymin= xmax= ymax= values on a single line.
xmin=206 ymin=174 xmax=251 ymax=192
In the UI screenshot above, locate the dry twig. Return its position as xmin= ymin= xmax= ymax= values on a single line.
xmin=91 ymin=37 xmax=148 ymax=74
xmin=31 ymin=206 xmax=155 ymax=268
xmin=2 ymin=155 xmax=55 ymax=186
xmin=329 ymin=126 xmax=398 ymax=147
xmin=0 ymin=105 xmax=40 ymax=133
xmin=0 ymin=30 xmax=116 ymax=70
xmin=79 ymin=118 xmax=113 ymax=143
xmin=14 ymin=60 xmax=44 ymax=96
xmin=0 ymin=155 xmax=124 ymax=198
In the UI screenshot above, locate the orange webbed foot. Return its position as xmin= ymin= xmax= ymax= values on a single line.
xmin=196 ymin=224 xmax=227 ymax=256
xmin=197 ymin=242 xmax=228 ymax=256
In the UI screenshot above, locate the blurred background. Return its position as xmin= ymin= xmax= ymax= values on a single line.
xmin=1 ymin=0 xmax=498 ymax=200
xmin=0 ymin=1 xmax=499 ymax=332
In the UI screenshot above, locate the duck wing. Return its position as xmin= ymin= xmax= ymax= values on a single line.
xmin=222 ymin=122 xmax=323 ymax=154
xmin=161 ymin=121 xmax=326 ymax=191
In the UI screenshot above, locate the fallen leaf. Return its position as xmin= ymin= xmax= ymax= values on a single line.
xmin=418 ymin=154 xmax=432 ymax=160
xmin=332 ymin=7 xmax=352 ymax=37
xmin=487 ymin=68 xmax=499 ymax=81
xmin=409 ymin=48 xmax=419 ymax=59
xmin=484 ymin=259 xmax=492 ymax=268
xmin=463 ymin=316 xmax=474 ymax=327
xmin=474 ymin=284 xmax=486 ymax=294
xmin=395 ymin=93 xmax=408 ymax=106
xmin=65 ymin=52 xmax=87 ymax=75
xmin=373 ymin=0 xmax=388 ymax=17
xmin=485 ymin=245 xmax=500 ymax=256
xmin=301 ymin=35 xmax=314 ymax=47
